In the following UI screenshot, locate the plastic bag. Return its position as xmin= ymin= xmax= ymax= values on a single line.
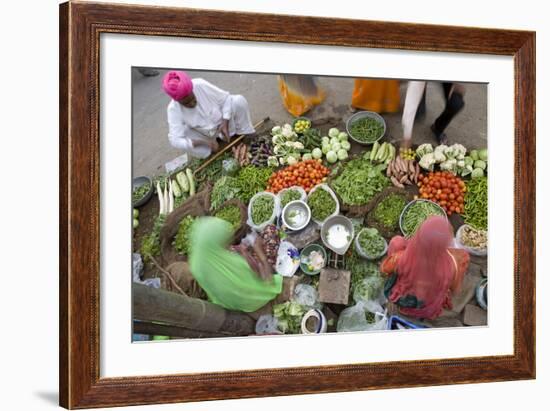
xmin=455 ymin=224 xmax=487 ymax=256
xmin=337 ymin=300 xmax=387 ymax=333
xmin=307 ymin=183 xmax=340 ymax=225
xmin=278 ymin=186 xmax=307 ymax=208
xmin=221 ymin=158 xmax=240 ymax=177
xmin=293 ymin=284 xmax=321 ymax=309
xmin=352 ymin=275 xmax=385 ymax=304
xmin=132 ymin=253 xmax=161 ymax=288
xmin=255 ymin=314 xmax=282 ymax=335
xmin=247 ymin=191 xmax=281 ymax=232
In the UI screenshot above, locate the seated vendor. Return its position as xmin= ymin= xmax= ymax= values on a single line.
xmin=380 ymin=216 xmax=469 ymax=320
xmin=188 ymin=217 xmax=282 ymax=313
xmin=162 ymin=70 xmax=255 ymax=159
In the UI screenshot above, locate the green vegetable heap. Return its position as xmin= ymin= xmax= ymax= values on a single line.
xmin=463 ymin=177 xmax=488 ymax=230
xmin=251 ymin=195 xmax=274 ymax=225
xmin=140 ymin=215 xmax=166 ymax=261
xmin=273 ymin=301 xmax=307 ymax=334
xmin=349 ymin=116 xmax=384 ymax=143
xmin=346 ymin=249 xmax=382 ymax=296
xmin=235 ymin=166 xmax=274 ymax=203
xmin=358 ymin=228 xmax=386 ymax=258
xmin=132 ymin=182 xmax=150 ymax=203
xmin=214 ymin=205 xmax=241 ymax=231
xmin=330 ymin=158 xmax=389 ymax=206
xmin=402 ymin=200 xmax=445 ymax=237
xmin=372 ymin=194 xmax=407 ymax=231
xmin=280 ymin=189 xmax=302 ymax=207
xmin=307 ymin=187 xmax=336 ymax=221
xmin=210 ymin=176 xmax=241 ymax=210
xmin=173 ymin=215 xmax=195 ymax=255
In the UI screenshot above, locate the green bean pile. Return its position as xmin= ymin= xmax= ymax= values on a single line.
xmin=280 ymin=189 xmax=302 ymax=207
xmin=251 ymin=195 xmax=274 ymax=225
xmin=464 ymin=177 xmax=488 ymax=230
xmin=349 ymin=116 xmax=384 ymax=143
xmin=402 ymin=200 xmax=446 ymax=237
xmin=214 ymin=205 xmax=241 ymax=231
xmin=307 ymin=188 xmax=336 ymax=221
xmin=132 ymin=182 xmax=150 ymax=203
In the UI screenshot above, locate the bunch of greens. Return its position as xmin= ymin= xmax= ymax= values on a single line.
xmin=463 ymin=177 xmax=488 ymax=230
xmin=210 ymin=176 xmax=241 ymax=210
xmin=273 ymin=301 xmax=307 ymax=334
xmin=330 ymin=158 xmax=389 ymax=206
xmin=372 ymin=194 xmax=407 ymax=231
xmin=357 ymin=228 xmax=386 ymax=258
xmin=235 ymin=166 xmax=274 ymax=203
xmin=402 ymin=200 xmax=446 ymax=237
xmin=214 ymin=204 xmax=241 ymax=231
xmin=132 ymin=182 xmax=151 ymax=203
xmin=280 ymin=188 xmax=302 ymax=207
xmin=349 ymin=116 xmax=384 ymax=143
xmin=307 ymin=187 xmax=336 ymax=221
xmin=192 ymin=152 xmax=232 ymax=188
xmin=140 ymin=215 xmax=166 ymax=261
xmin=173 ymin=215 xmax=195 ymax=256
xmin=251 ymin=195 xmax=274 ymax=225
xmin=345 ymin=249 xmax=383 ymax=300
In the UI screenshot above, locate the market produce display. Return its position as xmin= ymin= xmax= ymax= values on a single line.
xmin=467 ymin=148 xmax=488 ymax=178
xmin=307 ymin=186 xmax=337 ymax=222
xmin=386 ymin=156 xmax=420 ymax=188
xmin=301 ymin=127 xmax=322 ymax=151
xmin=330 ymin=157 xmax=389 ymax=206
xmin=133 ymin=182 xmax=151 ymax=204
xmin=267 ymin=160 xmax=330 ymax=193
xmin=460 ymin=225 xmax=488 ymax=249
xmin=415 ymin=143 xmax=482 ymax=178
xmin=399 ymin=147 xmax=416 ymax=160
xmin=249 ymin=136 xmax=274 ymax=166
xmin=349 ymin=116 xmax=384 ymax=143
xmin=250 ymin=194 xmax=275 ymax=225
xmin=234 ymin=165 xmax=273 ymax=203
xmin=269 ymin=123 xmax=304 ymax=166
xmin=214 ymin=205 xmax=241 ymax=231
xmin=417 ymin=171 xmax=466 ymax=215
xmin=463 ymin=176 xmax=488 ymax=230
xmin=371 ymin=194 xmax=407 ymax=232
xmin=357 ymin=228 xmax=386 ymax=258
xmin=321 ymin=128 xmax=352 ymax=163
xmin=293 ymin=118 xmax=311 ymax=134
xmin=401 ymin=200 xmax=446 ymax=237
xmin=173 ymin=215 xmax=195 ymax=255
xmin=210 ymin=176 xmax=241 ymax=210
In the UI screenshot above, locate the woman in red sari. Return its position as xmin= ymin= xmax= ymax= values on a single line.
xmin=380 ymin=216 xmax=469 ymax=320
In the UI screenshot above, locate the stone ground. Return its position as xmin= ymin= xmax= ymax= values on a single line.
xmin=132 ymin=68 xmax=487 ymax=177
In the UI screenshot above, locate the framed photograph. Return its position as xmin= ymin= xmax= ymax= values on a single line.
xmin=59 ymin=1 xmax=535 ymax=408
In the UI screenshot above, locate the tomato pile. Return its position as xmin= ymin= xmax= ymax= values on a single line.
xmin=267 ymin=159 xmax=330 ymax=193
xmin=417 ymin=171 xmax=466 ymax=215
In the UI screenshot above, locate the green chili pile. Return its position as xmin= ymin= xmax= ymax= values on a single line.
xmin=307 ymin=187 xmax=336 ymax=221
xmin=330 ymin=159 xmax=389 ymax=206
xmin=251 ymin=195 xmax=274 ymax=225
xmin=173 ymin=215 xmax=195 ymax=255
xmin=372 ymin=194 xmax=407 ymax=230
xmin=401 ymin=200 xmax=446 ymax=237
xmin=463 ymin=177 xmax=488 ymax=230
xmin=235 ymin=166 xmax=274 ymax=203
xmin=214 ymin=205 xmax=241 ymax=231
xmin=349 ymin=116 xmax=384 ymax=143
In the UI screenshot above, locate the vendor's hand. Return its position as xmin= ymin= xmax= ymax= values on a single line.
xmin=400 ymin=139 xmax=412 ymax=150
xmin=220 ymin=120 xmax=230 ymax=142
xmin=209 ymin=140 xmax=219 ymax=151
xmin=258 ymin=262 xmax=273 ymax=281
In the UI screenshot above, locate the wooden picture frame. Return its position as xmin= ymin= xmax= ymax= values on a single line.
xmin=59 ymin=1 xmax=535 ymax=408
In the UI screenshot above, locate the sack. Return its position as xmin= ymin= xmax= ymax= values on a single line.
xmin=337 ymin=300 xmax=388 ymax=333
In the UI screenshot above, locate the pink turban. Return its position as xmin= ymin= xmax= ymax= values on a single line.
xmin=162 ymin=70 xmax=193 ymax=100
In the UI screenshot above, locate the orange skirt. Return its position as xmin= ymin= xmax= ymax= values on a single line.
xmin=351 ymin=79 xmax=401 ymax=113
xmin=278 ymin=75 xmax=325 ymax=117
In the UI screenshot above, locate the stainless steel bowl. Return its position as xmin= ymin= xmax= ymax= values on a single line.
xmin=281 ymin=200 xmax=311 ymax=231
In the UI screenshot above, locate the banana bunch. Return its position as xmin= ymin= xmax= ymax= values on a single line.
xmin=369 ymin=141 xmax=396 ymax=164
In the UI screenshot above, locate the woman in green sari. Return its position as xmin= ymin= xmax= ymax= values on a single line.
xmin=188 ymin=217 xmax=283 ymax=312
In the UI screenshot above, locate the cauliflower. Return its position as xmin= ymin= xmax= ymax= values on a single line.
xmin=419 ymin=153 xmax=436 ymax=171
xmin=444 ymin=144 xmax=467 ymax=159
xmin=282 ymin=128 xmax=295 ymax=139
xmin=293 ymin=142 xmax=304 ymax=150
xmin=416 ymin=143 xmax=434 ymax=158
xmin=272 ymin=135 xmax=283 ymax=145
xmin=271 ymin=126 xmax=282 ymax=135
xmin=267 ymin=156 xmax=279 ymax=167
xmin=433 ymin=145 xmax=448 ymax=162
xmin=440 ymin=158 xmax=458 ymax=174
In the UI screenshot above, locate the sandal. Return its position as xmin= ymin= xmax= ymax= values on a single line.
xmin=431 ymin=124 xmax=449 ymax=145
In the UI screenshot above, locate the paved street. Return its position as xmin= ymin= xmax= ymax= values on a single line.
xmin=132 ymin=68 xmax=486 ymax=177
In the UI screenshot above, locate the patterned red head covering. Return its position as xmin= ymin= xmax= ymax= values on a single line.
xmin=162 ymin=70 xmax=193 ymax=100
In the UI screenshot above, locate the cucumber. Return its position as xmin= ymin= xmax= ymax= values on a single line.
xmin=186 ymin=168 xmax=195 ymax=196
xmin=176 ymin=171 xmax=189 ymax=192
xmin=370 ymin=141 xmax=380 ymax=161
xmin=172 ymin=179 xmax=182 ymax=197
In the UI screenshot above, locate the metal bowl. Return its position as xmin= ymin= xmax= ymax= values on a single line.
xmin=345 ymin=110 xmax=386 ymax=145
xmin=320 ymin=215 xmax=355 ymax=255
xmin=281 ymin=200 xmax=311 ymax=231
xmin=132 ymin=176 xmax=154 ymax=207
xmin=399 ymin=199 xmax=447 ymax=237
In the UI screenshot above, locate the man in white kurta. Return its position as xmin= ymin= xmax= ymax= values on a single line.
xmin=164 ymin=73 xmax=255 ymax=159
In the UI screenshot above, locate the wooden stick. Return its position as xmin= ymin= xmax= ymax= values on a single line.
xmin=193 ymin=117 xmax=269 ymax=175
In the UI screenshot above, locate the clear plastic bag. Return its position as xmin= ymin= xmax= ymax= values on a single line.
xmin=132 ymin=253 xmax=161 ymax=288
xmin=293 ymin=284 xmax=321 ymax=309
xmin=337 ymin=300 xmax=387 ymax=333
xmin=277 ymin=186 xmax=307 ymax=207
xmin=255 ymin=314 xmax=281 ymax=335
xmin=247 ymin=191 xmax=281 ymax=232
xmin=352 ymin=275 xmax=385 ymax=304
xmin=221 ymin=158 xmax=240 ymax=177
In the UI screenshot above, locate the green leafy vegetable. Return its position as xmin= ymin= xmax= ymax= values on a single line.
xmin=372 ymin=194 xmax=407 ymax=231
xmin=140 ymin=215 xmax=166 ymax=261
xmin=210 ymin=176 xmax=241 ymax=210
xmin=173 ymin=215 xmax=195 ymax=255
xmin=307 ymin=187 xmax=336 ymax=221
xmin=280 ymin=189 xmax=302 ymax=207
xmin=357 ymin=228 xmax=386 ymax=257
xmin=132 ymin=182 xmax=150 ymax=203
xmin=273 ymin=301 xmax=307 ymax=334
xmin=214 ymin=205 xmax=241 ymax=231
